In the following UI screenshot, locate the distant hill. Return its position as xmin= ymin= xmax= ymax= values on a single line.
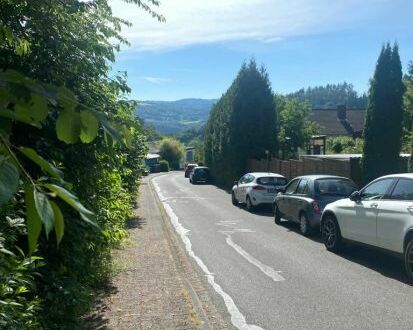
xmin=136 ymin=98 xmax=216 ymax=134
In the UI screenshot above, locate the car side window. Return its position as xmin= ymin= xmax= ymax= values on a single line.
xmin=285 ymin=179 xmax=300 ymax=194
xmin=389 ymin=179 xmax=413 ymax=201
xmin=296 ymin=179 xmax=309 ymax=195
xmin=246 ymin=175 xmax=254 ymax=183
xmin=360 ymin=179 xmax=394 ymax=201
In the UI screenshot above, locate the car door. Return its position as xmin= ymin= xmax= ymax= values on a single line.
xmin=289 ymin=178 xmax=309 ymax=222
xmin=376 ymin=178 xmax=413 ymax=253
xmin=235 ymin=175 xmax=246 ymax=201
xmin=278 ymin=179 xmax=300 ymax=220
xmin=242 ymin=174 xmax=255 ymax=203
xmin=340 ymin=178 xmax=395 ymax=246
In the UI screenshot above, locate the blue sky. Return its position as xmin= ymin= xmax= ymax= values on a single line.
xmin=110 ymin=0 xmax=413 ymax=101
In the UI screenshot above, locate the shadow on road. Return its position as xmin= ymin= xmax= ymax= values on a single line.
xmin=280 ymin=220 xmax=412 ymax=286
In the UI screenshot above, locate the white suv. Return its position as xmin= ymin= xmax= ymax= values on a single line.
xmin=320 ymin=173 xmax=413 ymax=279
xmin=232 ymin=172 xmax=287 ymax=211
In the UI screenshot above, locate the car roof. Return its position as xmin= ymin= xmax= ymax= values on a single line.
xmin=195 ymin=166 xmax=209 ymax=169
xmin=187 ymin=163 xmax=198 ymax=166
xmin=293 ymin=175 xmax=352 ymax=181
xmin=248 ymin=172 xmax=286 ymax=178
xmin=374 ymin=173 xmax=413 ymax=180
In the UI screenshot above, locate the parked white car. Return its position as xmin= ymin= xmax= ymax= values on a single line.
xmin=320 ymin=173 xmax=413 ymax=279
xmin=232 ymin=172 xmax=288 ymax=211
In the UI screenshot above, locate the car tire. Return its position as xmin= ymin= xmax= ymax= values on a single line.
xmin=273 ymin=204 xmax=281 ymax=225
xmin=232 ymin=192 xmax=238 ymax=206
xmin=404 ymin=238 xmax=413 ymax=282
xmin=299 ymin=212 xmax=312 ymax=236
xmin=246 ymin=196 xmax=254 ymax=212
xmin=321 ymin=214 xmax=343 ymax=252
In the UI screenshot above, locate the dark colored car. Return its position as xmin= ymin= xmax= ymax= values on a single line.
xmin=273 ymin=175 xmax=357 ymax=235
xmin=190 ymin=166 xmax=210 ymax=184
xmin=185 ymin=163 xmax=198 ymax=178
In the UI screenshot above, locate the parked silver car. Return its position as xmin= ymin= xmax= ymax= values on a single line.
xmin=273 ymin=175 xmax=357 ymax=235
xmin=232 ymin=172 xmax=288 ymax=211
xmin=321 ymin=173 xmax=413 ymax=280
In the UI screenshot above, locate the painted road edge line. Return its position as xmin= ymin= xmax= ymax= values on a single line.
xmin=152 ymin=177 xmax=264 ymax=330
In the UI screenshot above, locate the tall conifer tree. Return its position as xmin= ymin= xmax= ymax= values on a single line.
xmin=204 ymin=60 xmax=277 ymax=186
xmin=362 ymin=43 xmax=405 ymax=182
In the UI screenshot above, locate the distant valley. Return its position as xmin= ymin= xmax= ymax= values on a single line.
xmin=136 ymin=98 xmax=216 ymax=134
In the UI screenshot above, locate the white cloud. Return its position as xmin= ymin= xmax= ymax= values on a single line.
xmin=109 ymin=0 xmax=392 ymax=52
xmin=142 ymin=76 xmax=172 ymax=84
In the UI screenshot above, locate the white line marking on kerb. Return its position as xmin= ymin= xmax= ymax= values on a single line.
xmin=152 ymin=178 xmax=264 ymax=330
xmin=226 ymin=235 xmax=285 ymax=282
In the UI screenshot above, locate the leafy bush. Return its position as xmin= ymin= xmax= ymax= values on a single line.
xmin=159 ymin=160 xmax=170 ymax=172
xmin=159 ymin=138 xmax=185 ymax=170
xmin=326 ymin=136 xmax=364 ymax=154
xmin=0 ymin=0 xmax=157 ymax=328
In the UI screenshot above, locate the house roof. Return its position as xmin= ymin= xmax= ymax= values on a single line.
xmin=309 ymin=109 xmax=365 ymax=136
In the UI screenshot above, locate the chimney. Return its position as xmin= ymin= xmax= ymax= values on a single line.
xmin=337 ymin=104 xmax=347 ymax=120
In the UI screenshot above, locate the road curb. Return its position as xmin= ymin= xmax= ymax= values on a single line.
xmin=148 ymin=175 xmax=214 ymax=330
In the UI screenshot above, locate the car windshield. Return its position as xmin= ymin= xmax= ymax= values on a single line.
xmin=256 ymin=176 xmax=288 ymax=186
xmin=315 ymin=178 xmax=356 ymax=196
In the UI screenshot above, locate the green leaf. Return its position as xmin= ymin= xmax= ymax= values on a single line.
xmin=57 ymin=86 xmax=77 ymax=112
xmin=0 ymin=156 xmax=19 ymax=206
xmin=56 ymin=110 xmax=81 ymax=144
xmin=19 ymin=147 xmax=63 ymax=181
xmin=14 ymin=94 xmax=48 ymax=124
xmin=80 ymin=111 xmax=99 ymax=143
xmin=44 ymin=184 xmax=98 ymax=227
xmin=120 ymin=125 xmax=133 ymax=148
xmin=50 ymin=201 xmax=64 ymax=245
xmin=24 ymin=184 xmax=42 ymax=254
xmin=34 ymin=190 xmax=54 ymax=239
xmin=0 ymin=109 xmax=42 ymax=127
xmin=98 ymin=115 xmax=122 ymax=143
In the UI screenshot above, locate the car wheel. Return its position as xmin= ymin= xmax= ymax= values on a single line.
xmin=299 ymin=212 xmax=312 ymax=236
xmin=232 ymin=192 xmax=238 ymax=205
xmin=246 ymin=196 xmax=254 ymax=212
xmin=273 ymin=204 xmax=281 ymax=225
xmin=404 ymin=238 xmax=413 ymax=281
xmin=321 ymin=214 xmax=342 ymax=252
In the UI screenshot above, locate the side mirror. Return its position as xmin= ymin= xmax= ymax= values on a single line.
xmin=349 ymin=191 xmax=360 ymax=202
xmin=234 ymin=181 xmax=238 ymax=186
xmin=276 ymin=186 xmax=285 ymax=194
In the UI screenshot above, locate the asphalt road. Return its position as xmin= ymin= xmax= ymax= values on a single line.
xmin=152 ymin=172 xmax=413 ymax=330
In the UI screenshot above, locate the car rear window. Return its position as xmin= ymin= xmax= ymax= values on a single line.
xmin=195 ymin=168 xmax=209 ymax=175
xmin=256 ymin=176 xmax=288 ymax=186
xmin=315 ymin=178 xmax=356 ymax=197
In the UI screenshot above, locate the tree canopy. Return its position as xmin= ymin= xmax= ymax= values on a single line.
xmin=362 ymin=43 xmax=405 ymax=182
xmin=275 ymin=95 xmax=318 ymax=158
xmin=159 ymin=137 xmax=185 ymax=170
xmin=205 ymin=60 xmax=277 ymax=186
xmin=287 ymin=82 xmax=367 ymax=109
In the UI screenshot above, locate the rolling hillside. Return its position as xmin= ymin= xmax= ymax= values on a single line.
xmin=136 ymin=98 xmax=216 ymax=134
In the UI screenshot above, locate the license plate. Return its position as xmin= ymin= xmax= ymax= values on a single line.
xmin=267 ymin=188 xmax=276 ymax=193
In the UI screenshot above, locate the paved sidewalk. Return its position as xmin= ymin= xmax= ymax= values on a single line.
xmin=103 ymin=175 xmax=228 ymax=329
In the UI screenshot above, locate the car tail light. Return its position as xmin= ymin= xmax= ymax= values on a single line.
xmin=312 ymin=201 xmax=321 ymax=214
xmin=252 ymin=185 xmax=266 ymax=190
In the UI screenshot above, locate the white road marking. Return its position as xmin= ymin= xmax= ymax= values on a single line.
xmin=152 ymin=178 xmax=264 ymax=330
xmin=226 ymin=235 xmax=285 ymax=282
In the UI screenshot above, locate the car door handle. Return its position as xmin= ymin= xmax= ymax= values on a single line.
xmin=370 ymin=203 xmax=378 ymax=208
xmin=407 ymin=205 xmax=413 ymax=211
